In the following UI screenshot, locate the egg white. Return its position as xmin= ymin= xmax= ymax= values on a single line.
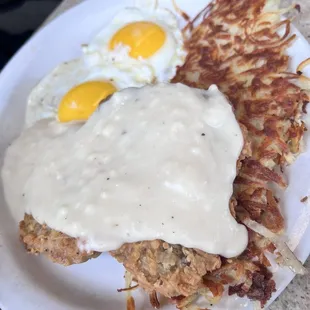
xmin=82 ymin=5 xmax=186 ymax=83
xmin=26 ymin=59 xmax=145 ymax=128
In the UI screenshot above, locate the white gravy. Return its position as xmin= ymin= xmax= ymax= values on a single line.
xmin=2 ymin=83 xmax=248 ymax=257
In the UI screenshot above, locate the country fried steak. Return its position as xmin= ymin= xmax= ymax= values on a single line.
xmin=18 ymin=125 xmax=250 ymax=304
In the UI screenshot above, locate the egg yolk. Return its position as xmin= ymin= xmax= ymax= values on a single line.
xmin=58 ymin=81 xmax=117 ymax=122
xmin=109 ymin=21 xmax=166 ymax=59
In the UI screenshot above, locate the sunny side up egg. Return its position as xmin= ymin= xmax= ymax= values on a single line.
xmin=26 ymin=59 xmax=146 ymax=127
xmin=83 ymin=6 xmax=187 ymax=83
xmin=26 ymin=3 xmax=186 ymax=126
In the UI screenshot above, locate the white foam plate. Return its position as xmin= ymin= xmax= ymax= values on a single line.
xmin=0 ymin=0 xmax=310 ymax=309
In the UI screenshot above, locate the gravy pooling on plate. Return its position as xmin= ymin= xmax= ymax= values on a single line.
xmin=2 ymin=83 xmax=247 ymax=257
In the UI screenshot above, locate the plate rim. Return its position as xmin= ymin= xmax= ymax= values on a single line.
xmin=0 ymin=0 xmax=310 ymax=309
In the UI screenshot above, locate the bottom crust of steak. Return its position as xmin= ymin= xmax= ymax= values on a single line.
xmin=19 ymin=213 xmax=275 ymax=307
xmin=19 ymin=214 xmax=100 ymax=266
xmin=19 ymin=214 xmax=221 ymax=297
xmin=111 ymin=240 xmax=222 ymax=298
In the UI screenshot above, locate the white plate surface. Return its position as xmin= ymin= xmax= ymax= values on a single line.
xmin=0 ymin=0 xmax=310 ymax=309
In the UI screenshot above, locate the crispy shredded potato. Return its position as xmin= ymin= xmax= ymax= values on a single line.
xmin=243 ymin=218 xmax=308 ymax=275
xmin=123 ymin=271 xmax=137 ymax=310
